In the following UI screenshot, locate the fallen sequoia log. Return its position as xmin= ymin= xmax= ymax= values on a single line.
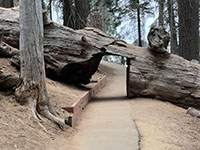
xmin=0 ymin=7 xmax=134 ymax=85
xmin=0 ymin=7 xmax=106 ymax=84
xmin=127 ymin=26 xmax=200 ymax=109
xmin=0 ymin=68 xmax=20 ymax=91
xmin=1 ymin=7 xmax=200 ymax=109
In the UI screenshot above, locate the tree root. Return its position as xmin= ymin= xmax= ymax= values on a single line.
xmin=38 ymin=105 xmax=67 ymax=129
xmin=15 ymin=82 xmax=69 ymax=129
xmin=30 ymin=101 xmax=67 ymax=132
xmin=29 ymin=104 xmax=49 ymax=134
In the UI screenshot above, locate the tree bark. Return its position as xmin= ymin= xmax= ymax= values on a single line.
xmin=178 ymin=0 xmax=199 ymax=61
xmin=167 ymin=0 xmax=178 ymax=54
xmin=0 ymin=7 xmax=105 ymax=85
xmin=128 ymin=52 xmax=200 ymax=109
xmin=18 ymin=0 xmax=66 ymax=127
xmin=127 ymin=27 xmax=200 ymax=109
xmin=86 ymin=12 xmax=103 ymax=30
xmin=158 ymin=0 xmax=164 ymax=27
xmin=48 ymin=0 xmax=53 ymax=20
xmin=2 ymin=7 xmax=200 ymax=109
xmin=99 ymin=0 xmax=105 ymax=32
xmin=137 ymin=0 xmax=142 ymax=46
xmin=63 ymin=0 xmax=75 ymax=29
xmin=63 ymin=0 xmax=90 ymax=30
xmin=147 ymin=26 xmax=170 ymax=53
xmin=74 ymin=0 xmax=90 ymax=29
xmin=0 ymin=67 xmax=20 ymax=92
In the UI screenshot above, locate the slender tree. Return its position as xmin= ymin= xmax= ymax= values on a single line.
xmin=63 ymin=0 xmax=75 ymax=28
xmin=97 ymin=0 xmax=105 ymax=31
xmin=75 ymin=0 xmax=90 ymax=29
xmin=158 ymin=0 xmax=164 ymax=26
xmin=47 ymin=0 xmax=53 ymax=20
xmin=136 ymin=0 xmax=142 ymax=46
xmin=167 ymin=0 xmax=178 ymax=54
xmin=178 ymin=0 xmax=199 ymax=60
xmin=18 ymin=0 xmax=66 ymax=127
xmin=63 ymin=0 xmax=89 ymax=29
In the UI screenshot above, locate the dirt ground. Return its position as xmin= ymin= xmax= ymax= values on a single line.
xmin=1 ymin=59 xmax=200 ymax=150
xmin=130 ymin=98 xmax=200 ymax=150
xmin=0 ymin=58 xmax=104 ymax=150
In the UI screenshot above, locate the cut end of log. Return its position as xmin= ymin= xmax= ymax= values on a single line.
xmin=147 ymin=26 xmax=170 ymax=53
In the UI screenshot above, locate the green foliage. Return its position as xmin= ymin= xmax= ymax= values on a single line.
xmin=104 ymin=0 xmax=154 ymax=42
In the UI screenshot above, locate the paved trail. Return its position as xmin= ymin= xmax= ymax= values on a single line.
xmin=70 ymin=61 xmax=139 ymax=150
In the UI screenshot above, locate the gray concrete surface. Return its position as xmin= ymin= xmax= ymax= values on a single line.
xmin=70 ymin=61 xmax=139 ymax=150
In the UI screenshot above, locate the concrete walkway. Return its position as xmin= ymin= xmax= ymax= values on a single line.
xmin=70 ymin=61 xmax=139 ymax=150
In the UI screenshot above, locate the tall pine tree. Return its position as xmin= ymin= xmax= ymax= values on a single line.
xmin=178 ymin=0 xmax=199 ymax=60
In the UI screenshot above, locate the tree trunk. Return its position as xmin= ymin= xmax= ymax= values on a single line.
xmin=128 ymin=52 xmax=200 ymax=109
xmin=127 ymin=27 xmax=200 ymax=109
xmin=0 ymin=0 xmax=13 ymax=8
xmin=158 ymin=0 xmax=164 ymax=27
xmin=49 ymin=0 xmax=52 ymax=20
xmin=137 ymin=0 xmax=142 ymax=46
xmin=63 ymin=0 xmax=75 ymax=29
xmin=18 ymin=0 xmax=66 ymax=127
xmin=99 ymin=0 xmax=105 ymax=32
xmin=2 ymin=7 xmax=200 ymax=109
xmin=0 ymin=7 xmax=105 ymax=85
xmin=74 ymin=0 xmax=90 ymax=29
xmin=178 ymin=0 xmax=199 ymax=61
xmin=167 ymin=0 xmax=178 ymax=54
xmin=86 ymin=12 xmax=103 ymax=30
xmin=46 ymin=0 xmax=53 ymax=20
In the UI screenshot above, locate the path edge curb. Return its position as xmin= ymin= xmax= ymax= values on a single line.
xmin=63 ymin=75 xmax=107 ymax=127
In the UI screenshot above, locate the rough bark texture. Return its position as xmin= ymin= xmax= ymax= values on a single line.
xmin=18 ymin=0 xmax=66 ymax=127
xmin=1 ymin=7 xmax=200 ymax=109
xmin=63 ymin=0 xmax=75 ymax=29
xmin=63 ymin=0 xmax=89 ymax=30
xmin=128 ymin=49 xmax=200 ymax=109
xmin=87 ymin=12 xmax=103 ymax=30
xmin=0 ymin=7 xmax=107 ymax=85
xmin=127 ymin=27 xmax=200 ymax=109
xmin=74 ymin=0 xmax=89 ymax=29
xmin=158 ymin=0 xmax=164 ymax=26
xmin=137 ymin=0 xmax=142 ymax=46
xmin=0 ymin=70 xmax=20 ymax=91
xmin=167 ymin=0 xmax=178 ymax=54
xmin=0 ymin=41 xmax=19 ymax=58
xmin=178 ymin=0 xmax=199 ymax=61
xmin=167 ymin=0 xmax=176 ymax=53
xmin=147 ymin=26 xmax=170 ymax=53
xmin=0 ymin=33 xmax=20 ymax=91
xmin=98 ymin=0 xmax=105 ymax=31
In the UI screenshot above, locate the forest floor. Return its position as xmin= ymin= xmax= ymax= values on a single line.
xmin=0 ymin=57 xmax=104 ymax=150
xmin=130 ymin=98 xmax=200 ymax=150
xmin=0 ymin=60 xmax=200 ymax=150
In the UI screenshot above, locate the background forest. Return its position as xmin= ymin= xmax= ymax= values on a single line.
xmin=48 ymin=0 xmax=199 ymax=64
xmin=0 ymin=1 xmax=200 ymax=149
xmin=1 ymin=0 xmax=200 ymax=62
